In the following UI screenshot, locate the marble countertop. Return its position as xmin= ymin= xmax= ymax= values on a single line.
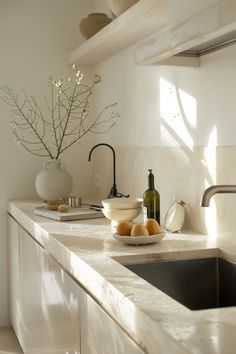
xmin=8 ymin=200 xmax=236 ymax=354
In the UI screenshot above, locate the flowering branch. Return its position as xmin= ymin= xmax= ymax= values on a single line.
xmin=0 ymin=65 xmax=119 ymax=159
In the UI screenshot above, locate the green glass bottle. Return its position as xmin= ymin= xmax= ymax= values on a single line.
xmin=143 ymin=169 xmax=160 ymax=223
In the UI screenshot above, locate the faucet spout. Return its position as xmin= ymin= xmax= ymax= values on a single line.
xmin=88 ymin=143 xmax=129 ymax=199
xmin=201 ymin=185 xmax=236 ymax=207
xmin=89 ymin=142 xmax=116 ymax=189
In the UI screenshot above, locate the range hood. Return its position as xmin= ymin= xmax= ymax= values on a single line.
xmin=135 ymin=1 xmax=236 ymax=67
xmin=180 ymin=28 xmax=236 ymax=57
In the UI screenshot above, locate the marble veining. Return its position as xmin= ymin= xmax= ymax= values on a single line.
xmin=8 ymin=200 xmax=236 ymax=354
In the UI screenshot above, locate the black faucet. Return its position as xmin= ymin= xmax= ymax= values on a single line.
xmin=88 ymin=143 xmax=129 ymax=199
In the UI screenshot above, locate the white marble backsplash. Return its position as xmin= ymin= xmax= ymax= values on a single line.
xmin=92 ymin=146 xmax=236 ymax=241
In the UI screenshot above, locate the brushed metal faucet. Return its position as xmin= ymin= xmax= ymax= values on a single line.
xmin=88 ymin=143 xmax=129 ymax=199
xmin=201 ymin=185 xmax=236 ymax=207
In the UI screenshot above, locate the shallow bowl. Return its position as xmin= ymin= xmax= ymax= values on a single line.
xmin=102 ymin=198 xmax=143 ymax=210
xmin=102 ymin=207 xmax=142 ymax=222
xmin=113 ymin=232 xmax=165 ymax=245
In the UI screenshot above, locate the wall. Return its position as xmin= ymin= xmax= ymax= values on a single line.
xmin=0 ymin=0 xmax=97 ymax=326
xmin=1 ymin=0 xmax=236 ymax=327
xmin=92 ymin=39 xmax=236 ymax=241
xmin=93 ymin=0 xmax=112 ymax=13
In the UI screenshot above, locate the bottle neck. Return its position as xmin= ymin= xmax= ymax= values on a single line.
xmin=148 ymin=175 xmax=155 ymax=190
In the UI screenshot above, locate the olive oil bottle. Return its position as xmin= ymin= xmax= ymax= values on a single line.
xmin=143 ymin=169 xmax=160 ymax=224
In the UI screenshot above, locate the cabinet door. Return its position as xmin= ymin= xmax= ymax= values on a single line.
xmin=8 ymin=217 xmax=81 ymax=354
xmin=40 ymin=245 xmax=81 ymax=354
xmin=80 ymin=291 xmax=144 ymax=354
xmin=8 ymin=216 xmax=20 ymax=333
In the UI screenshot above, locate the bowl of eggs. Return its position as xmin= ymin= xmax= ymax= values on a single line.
xmin=113 ymin=219 xmax=165 ymax=245
xmin=101 ymin=198 xmax=143 ymax=232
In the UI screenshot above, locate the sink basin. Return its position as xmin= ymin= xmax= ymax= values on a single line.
xmin=123 ymin=257 xmax=236 ymax=310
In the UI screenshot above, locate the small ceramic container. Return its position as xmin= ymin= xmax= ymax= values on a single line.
xmin=79 ymin=13 xmax=112 ymax=39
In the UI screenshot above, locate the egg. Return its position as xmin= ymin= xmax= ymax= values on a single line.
xmin=130 ymin=224 xmax=149 ymax=237
xmin=58 ymin=204 xmax=69 ymax=212
xmin=116 ymin=221 xmax=133 ymax=236
xmin=47 ymin=202 xmax=60 ymax=210
xmin=145 ymin=218 xmax=161 ymax=235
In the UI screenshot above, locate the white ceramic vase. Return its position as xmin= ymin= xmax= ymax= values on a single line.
xmin=106 ymin=0 xmax=139 ymax=16
xmin=35 ymin=159 xmax=73 ymax=202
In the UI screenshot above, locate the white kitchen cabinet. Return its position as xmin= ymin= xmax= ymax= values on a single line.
xmin=8 ymin=216 xmax=80 ymax=354
xmin=8 ymin=215 xmax=145 ymax=354
xmin=80 ymin=290 xmax=145 ymax=354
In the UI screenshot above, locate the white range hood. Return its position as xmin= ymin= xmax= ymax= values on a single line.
xmin=135 ymin=0 xmax=236 ymax=67
xmin=68 ymin=0 xmax=236 ymax=67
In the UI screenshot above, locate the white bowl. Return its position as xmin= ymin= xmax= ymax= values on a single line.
xmin=102 ymin=198 xmax=143 ymax=210
xmin=102 ymin=207 xmax=142 ymax=222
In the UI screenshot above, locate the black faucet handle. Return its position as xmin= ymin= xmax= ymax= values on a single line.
xmin=108 ymin=184 xmax=118 ymax=199
xmin=108 ymin=185 xmax=129 ymax=199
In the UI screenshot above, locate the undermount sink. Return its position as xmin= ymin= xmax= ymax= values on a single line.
xmin=123 ymin=257 xmax=236 ymax=311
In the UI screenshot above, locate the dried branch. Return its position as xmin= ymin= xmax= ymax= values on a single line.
xmin=0 ymin=66 xmax=118 ymax=159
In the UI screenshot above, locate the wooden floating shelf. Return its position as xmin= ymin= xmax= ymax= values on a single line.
xmin=68 ymin=0 xmax=170 ymax=66
xmin=68 ymin=0 xmax=236 ymax=68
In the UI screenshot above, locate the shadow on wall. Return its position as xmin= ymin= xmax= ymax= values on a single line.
xmin=92 ymin=62 xmax=236 ymax=240
xmin=159 ymin=76 xmax=219 ymax=238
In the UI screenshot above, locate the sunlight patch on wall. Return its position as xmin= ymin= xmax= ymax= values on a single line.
xmin=160 ymin=78 xmax=196 ymax=148
xmin=203 ymin=126 xmax=217 ymax=239
xmin=203 ymin=126 xmax=217 ymax=185
xmin=179 ymin=89 xmax=196 ymax=129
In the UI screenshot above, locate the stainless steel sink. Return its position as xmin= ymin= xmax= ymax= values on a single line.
xmin=123 ymin=257 xmax=236 ymax=310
